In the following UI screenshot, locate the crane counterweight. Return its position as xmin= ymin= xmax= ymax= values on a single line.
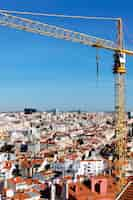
xmin=113 ymin=52 xmax=126 ymax=74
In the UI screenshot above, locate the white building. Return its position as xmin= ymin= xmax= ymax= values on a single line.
xmin=54 ymin=123 xmax=67 ymax=133
xmin=52 ymin=160 xmax=79 ymax=173
xmin=77 ymin=159 xmax=105 ymax=176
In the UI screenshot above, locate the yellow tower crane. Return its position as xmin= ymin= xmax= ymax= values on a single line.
xmin=0 ymin=10 xmax=132 ymax=193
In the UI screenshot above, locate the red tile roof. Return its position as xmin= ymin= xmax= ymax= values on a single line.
xmin=117 ymin=182 xmax=133 ymax=200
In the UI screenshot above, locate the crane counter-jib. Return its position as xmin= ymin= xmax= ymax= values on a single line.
xmin=92 ymin=44 xmax=133 ymax=56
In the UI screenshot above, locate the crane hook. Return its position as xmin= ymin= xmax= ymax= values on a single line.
xmin=96 ymin=48 xmax=100 ymax=85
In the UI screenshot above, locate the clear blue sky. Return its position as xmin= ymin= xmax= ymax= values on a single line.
xmin=0 ymin=0 xmax=133 ymax=111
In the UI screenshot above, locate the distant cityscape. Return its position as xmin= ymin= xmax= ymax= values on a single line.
xmin=0 ymin=109 xmax=132 ymax=199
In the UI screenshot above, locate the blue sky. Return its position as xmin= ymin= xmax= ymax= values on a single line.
xmin=0 ymin=0 xmax=133 ymax=111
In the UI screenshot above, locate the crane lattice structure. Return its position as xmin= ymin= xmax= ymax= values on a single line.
xmin=0 ymin=10 xmax=132 ymax=193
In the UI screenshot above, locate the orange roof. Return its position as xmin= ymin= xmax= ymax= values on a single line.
xmin=8 ymin=177 xmax=24 ymax=184
xmin=81 ymin=159 xmax=103 ymax=162
xmin=118 ymin=182 xmax=133 ymax=200
xmin=3 ymin=161 xmax=12 ymax=170
xmin=13 ymin=192 xmax=29 ymax=200
xmin=24 ymin=178 xmax=33 ymax=185
xmin=20 ymin=159 xmax=31 ymax=168
xmin=31 ymin=159 xmax=43 ymax=165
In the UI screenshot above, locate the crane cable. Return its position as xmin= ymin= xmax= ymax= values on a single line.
xmin=0 ymin=9 xmax=119 ymax=21
xmin=96 ymin=48 xmax=100 ymax=84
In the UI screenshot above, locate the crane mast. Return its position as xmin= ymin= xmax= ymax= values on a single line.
xmin=0 ymin=11 xmax=132 ymax=193
xmin=113 ymin=19 xmax=127 ymax=190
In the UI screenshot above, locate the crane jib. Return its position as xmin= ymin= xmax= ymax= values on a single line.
xmin=0 ymin=12 xmax=132 ymax=55
xmin=0 ymin=12 xmax=120 ymax=51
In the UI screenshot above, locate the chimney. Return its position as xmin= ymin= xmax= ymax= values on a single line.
xmin=51 ymin=182 xmax=56 ymax=200
xmin=62 ymin=181 xmax=69 ymax=200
